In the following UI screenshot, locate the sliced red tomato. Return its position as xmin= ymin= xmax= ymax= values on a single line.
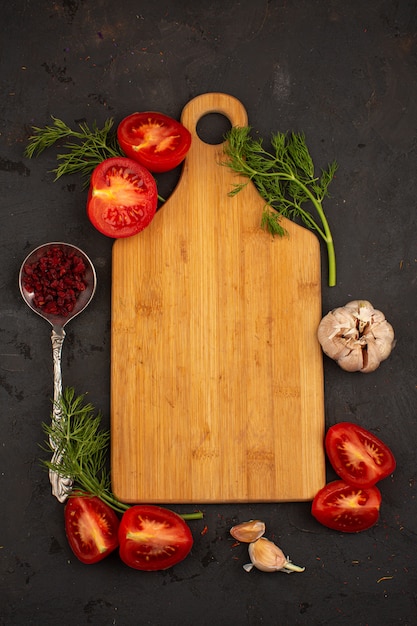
xmin=117 ymin=112 xmax=191 ymax=173
xmin=312 ymin=480 xmax=381 ymax=533
xmin=64 ymin=493 xmax=120 ymax=564
xmin=118 ymin=505 xmax=193 ymax=571
xmin=87 ymin=157 xmax=157 ymax=238
xmin=325 ymin=422 xmax=396 ymax=488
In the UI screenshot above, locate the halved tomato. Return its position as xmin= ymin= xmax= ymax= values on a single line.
xmin=312 ymin=480 xmax=382 ymax=533
xmin=325 ymin=422 xmax=396 ymax=488
xmin=64 ymin=492 xmax=120 ymax=564
xmin=87 ymin=157 xmax=158 ymax=238
xmin=117 ymin=112 xmax=191 ymax=173
xmin=118 ymin=504 xmax=193 ymax=571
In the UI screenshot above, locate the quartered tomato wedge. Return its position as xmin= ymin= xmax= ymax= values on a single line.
xmin=312 ymin=480 xmax=382 ymax=533
xmin=87 ymin=157 xmax=158 ymax=238
xmin=117 ymin=112 xmax=192 ymax=173
xmin=325 ymin=422 xmax=396 ymax=488
xmin=64 ymin=493 xmax=120 ymax=564
xmin=118 ymin=505 xmax=193 ymax=571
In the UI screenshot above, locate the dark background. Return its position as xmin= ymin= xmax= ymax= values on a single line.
xmin=1 ymin=1 xmax=416 ymax=624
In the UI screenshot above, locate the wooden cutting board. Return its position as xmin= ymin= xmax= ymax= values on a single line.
xmin=111 ymin=93 xmax=325 ymax=504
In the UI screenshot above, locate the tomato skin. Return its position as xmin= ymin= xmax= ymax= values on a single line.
xmin=325 ymin=422 xmax=396 ymax=488
xmin=87 ymin=157 xmax=157 ymax=238
xmin=64 ymin=493 xmax=120 ymax=564
xmin=117 ymin=112 xmax=192 ymax=173
xmin=118 ymin=505 xmax=193 ymax=571
xmin=312 ymin=480 xmax=382 ymax=533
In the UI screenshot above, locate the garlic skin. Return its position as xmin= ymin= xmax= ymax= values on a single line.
xmin=230 ymin=520 xmax=266 ymax=543
xmin=244 ymin=537 xmax=305 ymax=574
xmin=317 ymin=300 xmax=395 ymax=373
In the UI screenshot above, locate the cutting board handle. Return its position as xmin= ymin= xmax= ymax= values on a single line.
xmin=180 ymin=92 xmax=248 ymax=143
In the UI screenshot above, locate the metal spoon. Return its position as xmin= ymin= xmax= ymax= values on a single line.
xmin=19 ymin=242 xmax=97 ymax=502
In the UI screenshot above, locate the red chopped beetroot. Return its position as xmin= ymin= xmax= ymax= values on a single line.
xmin=22 ymin=246 xmax=87 ymax=317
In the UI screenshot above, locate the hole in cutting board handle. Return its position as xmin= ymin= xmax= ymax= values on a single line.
xmin=196 ymin=113 xmax=232 ymax=145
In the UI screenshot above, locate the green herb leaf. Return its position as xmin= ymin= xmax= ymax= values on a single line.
xmin=222 ymin=126 xmax=337 ymax=287
xmin=25 ymin=116 xmax=124 ymax=187
xmin=261 ymin=208 xmax=287 ymax=237
xmin=42 ymin=387 xmax=127 ymax=513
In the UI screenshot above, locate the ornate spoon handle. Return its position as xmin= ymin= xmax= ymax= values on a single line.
xmin=49 ymin=327 xmax=73 ymax=502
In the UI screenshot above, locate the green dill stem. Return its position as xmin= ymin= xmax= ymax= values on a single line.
xmin=66 ymin=487 xmax=203 ymax=520
xmin=75 ymin=478 xmax=129 ymax=514
xmin=291 ymin=176 xmax=336 ymax=287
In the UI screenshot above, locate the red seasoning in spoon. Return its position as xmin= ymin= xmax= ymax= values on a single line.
xmin=22 ymin=245 xmax=87 ymax=317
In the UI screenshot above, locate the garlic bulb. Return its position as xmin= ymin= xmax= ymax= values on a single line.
xmin=317 ymin=300 xmax=395 ymax=373
xmin=230 ymin=520 xmax=266 ymax=543
xmin=244 ymin=537 xmax=305 ymax=574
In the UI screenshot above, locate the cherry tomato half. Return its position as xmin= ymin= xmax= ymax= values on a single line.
xmin=118 ymin=504 xmax=193 ymax=571
xmin=312 ymin=480 xmax=382 ymax=533
xmin=117 ymin=112 xmax=192 ymax=173
xmin=325 ymin=422 xmax=396 ymax=488
xmin=87 ymin=157 xmax=158 ymax=238
xmin=64 ymin=493 xmax=120 ymax=564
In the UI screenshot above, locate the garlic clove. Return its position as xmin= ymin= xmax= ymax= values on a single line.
xmin=246 ymin=537 xmax=305 ymax=574
xmin=361 ymin=336 xmax=388 ymax=373
xmin=363 ymin=319 xmax=395 ymax=361
xmin=368 ymin=308 xmax=387 ymax=324
xmin=344 ymin=299 xmax=374 ymax=317
xmin=317 ymin=309 xmax=357 ymax=360
xmin=337 ymin=345 xmax=365 ymax=372
xmin=230 ymin=519 xmax=266 ymax=543
xmin=375 ymin=327 xmax=396 ymax=360
xmin=248 ymin=537 xmax=286 ymax=571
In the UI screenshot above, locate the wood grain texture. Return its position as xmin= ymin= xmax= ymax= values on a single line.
xmin=111 ymin=93 xmax=325 ymax=503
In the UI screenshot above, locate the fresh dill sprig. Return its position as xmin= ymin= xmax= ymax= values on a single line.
xmin=42 ymin=387 xmax=203 ymax=519
xmin=42 ymin=387 xmax=127 ymax=513
xmin=24 ymin=116 xmax=124 ymax=186
xmin=222 ymin=126 xmax=337 ymax=287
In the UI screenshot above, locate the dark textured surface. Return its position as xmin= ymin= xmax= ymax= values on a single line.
xmin=1 ymin=1 xmax=416 ymax=624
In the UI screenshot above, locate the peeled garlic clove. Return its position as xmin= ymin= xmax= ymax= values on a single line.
xmin=246 ymin=537 xmax=305 ymax=574
xmin=230 ymin=520 xmax=266 ymax=543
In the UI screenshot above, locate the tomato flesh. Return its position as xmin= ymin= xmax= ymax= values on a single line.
xmin=64 ymin=493 xmax=120 ymax=564
xmin=87 ymin=157 xmax=157 ymax=238
xmin=325 ymin=422 xmax=396 ymax=488
xmin=118 ymin=505 xmax=193 ymax=571
xmin=117 ymin=112 xmax=191 ymax=173
xmin=312 ymin=480 xmax=382 ymax=533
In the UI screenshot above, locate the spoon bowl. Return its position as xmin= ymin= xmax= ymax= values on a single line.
xmin=19 ymin=241 xmax=97 ymax=328
xmin=19 ymin=242 xmax=97 ymax=502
